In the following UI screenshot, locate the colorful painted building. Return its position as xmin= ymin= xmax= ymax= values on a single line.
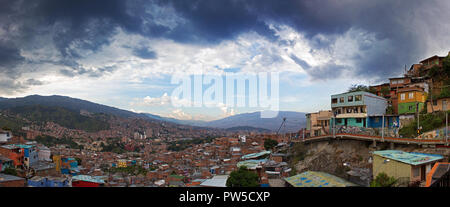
xmin=0 ymin=144 xmax=38 ymax=169
xmin=425 ymin=162 xmax=450 ymax=187
xmin=330 ymin=91 xmax=387 ymax=128
xmin=0 ymin=156 xmax=13 ymax=172
xmin=397 ymin=87 xmax=427 ymax=115
xmin=53 ymin=156 xmax=79 ymax=175
xmin=372 ymin=150 xmax=443 ymax=185
xmin=28 ymin=176 xmax=70 ymax=187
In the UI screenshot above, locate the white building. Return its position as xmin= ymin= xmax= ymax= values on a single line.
xmin=0 ymin=130 xmax=12 ymax=143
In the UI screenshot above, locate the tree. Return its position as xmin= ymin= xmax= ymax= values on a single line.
xmin=370 ymin=172 xmax=397 ymax=187
xmin=264 ymin=138 xmax=278 ymax=150
xmin=348 ymin=84 xmax=376 ymax=94
xmin=75 ymin=157 xmax=82 ymax=166
xmin=3 ymin=168 xmax=18 ymax=176
xmin=226 ymin=166 xmax=260 ymax=187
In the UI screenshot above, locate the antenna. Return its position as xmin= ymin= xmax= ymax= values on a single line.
xmin=276 ymin=117 xmax=287 ymax=135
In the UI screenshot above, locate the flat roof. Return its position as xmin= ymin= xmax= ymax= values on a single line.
xmin=0 ymin=173 xmax=25 ymax=182
xmin=200 ymin=175 xmax=229 ymax=187
xmin=72 ymin=175 xmax=105 ymax=184
xmin=373 ymin=150 xmax=443 ymax=166
xmin=241 ymin=151 xmax=271 ymax=160
xmin=284 ymin=171 xmax=357 ymax=187
xmin=237 ymin=159 xmax=268 ymax=170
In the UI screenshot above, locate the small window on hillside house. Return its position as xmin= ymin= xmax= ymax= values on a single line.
xmin=400 ymin=93 xmax=405 ymax=100
xmin=332 ymin=98 xmax=338 ymax=104
xmin=355 ymin=95 xmax=362 ymax=101
xmin=409 ymin=92 xmax=414 ymax=99
xmin=348 ymin=96 xmax=353 ymax=102
xmin=339 ymin=97 xmax=344 ymax=103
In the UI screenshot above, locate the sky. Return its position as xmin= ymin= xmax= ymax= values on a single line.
xmin=1 ymin=0 xmax=450 ymax=121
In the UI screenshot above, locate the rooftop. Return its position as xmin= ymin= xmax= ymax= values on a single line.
xmin=0 ymin=173 xmax=25 ymax=182
xmin=241 ymin=151 xmax=271 ymax=160
xmin=373 ymin=150 xmax=443 ymax=166
xmin=284 ymin=171 xmax=357 ymax=187
xmin=200 ymin=175 xmax=229 ymax=187
xmin=72 ymin=175 xmax=105 ymax=184
xmin=237 ymin=159 xmax=268 ymax=170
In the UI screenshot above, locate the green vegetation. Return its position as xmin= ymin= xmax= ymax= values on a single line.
xmin=75 ymin=157 xmax=82 ymax=165
xmin=226 ymin=166 xmax=260 ymax=187
xmin=35 ymin=135 xmax=84 ymax=149
xmin=108 ymin=165 xmax=148 ymax=176
xmin=0 ymin=115 xmax=25 ymax=134
xmin=2 ymin=168 xmax=18 ymax=176
xmin=399 ymin=111 xmax=450 ymax=137
xmin=167 ymin=136 xmax=217 ymax=152
xmin=263 ymin=138 xmax=278 ymax=150
xmin=9 ymin=105 xmax=110 ymax=132
xmin=370 ymin=172 xmax=398 ymax=187
xmin=101 ymin=140 xmax=126 ymax=154
xmin=428 ymin=55 xmax=450 ymax=99
xmin=348 ymin=84 xmax=377 ymax=94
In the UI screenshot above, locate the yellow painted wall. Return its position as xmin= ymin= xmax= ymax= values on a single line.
xmin=398 ymin=91 xmax=426 ymax=104
xmin=373 ymin=154 xmax=411 ymax=181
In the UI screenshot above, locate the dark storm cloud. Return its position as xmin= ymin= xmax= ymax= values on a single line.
xmin=132 ymin=48 xmax=157 ymax=59
xmin=0 ymin=0 xmax=449 ymax=88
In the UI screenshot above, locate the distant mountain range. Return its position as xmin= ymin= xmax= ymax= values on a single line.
xmin=145 ymin=111 xmax=306 ymax=132
xmin=0 ymin=95 xmax=145 ymax=118
xmin=0 ymin=95 xmax=306 ymax=133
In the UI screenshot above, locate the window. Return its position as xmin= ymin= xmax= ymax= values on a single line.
xmin=433 ymin=100 xmax=437 ymax=106
xmin=336 ymin=119 xmax=342 ymax=124
xmin=348 ymin=96 xmax=353 ymax=102
xmin=356 ymin=118 xmax=362 ymax=123
xmin=409 ymin=92 xmax=414 ymax=99
xmin=339 ymin=97 xmax=344 ymax=103
xmin=400 ymin=93 xmax=405 ymax=100
xmin=408 ymin=105 xmax=414 ymax=111
xmin=412 ymin=167 xmax=420 ymax=177
xmin=355 ymin=95 xmax=362 ymax=101
xmin=347 ymin=108 xmax=352 ymax=113
xmin=332 ymin=98 xmax=338 ymax=104
xmin=360 ymin=107 xmax=365 ymax=113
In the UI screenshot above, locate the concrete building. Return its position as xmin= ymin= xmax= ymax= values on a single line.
xmin=331 ymin=91 xmax=387 ymax=128
xmin=427 ymin=97 xmax=450 ymax=113
xmin=0 ymin=130 xmax=12 ymax=144
xmin=372 ymin=150 xmax=443 ymax=186
xmin=306 ymin=110 xmax=332 ymax=137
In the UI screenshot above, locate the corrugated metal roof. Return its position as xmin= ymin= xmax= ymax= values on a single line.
xmin=200 ymin=175 xmax=229 ymax=187
xmin=373 ymin=150 xmax=443 ymax=166
xmin=284 ymin=171 xmax=357 ymax=187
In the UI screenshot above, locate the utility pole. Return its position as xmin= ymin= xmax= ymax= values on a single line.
xmin=381 ymin=114 xmax=385 ymax=142
xmin=417 ymin=102 xmax=421 ymax=136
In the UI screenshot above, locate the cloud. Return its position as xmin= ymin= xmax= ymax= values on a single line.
xmin=1 ymin=0 xmax=450 ymax=97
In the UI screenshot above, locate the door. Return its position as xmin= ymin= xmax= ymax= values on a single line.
xmin=345 ymin=118 xmax=348 ymax=126
xmin=421 ymin=165 xmax=426 ymax=181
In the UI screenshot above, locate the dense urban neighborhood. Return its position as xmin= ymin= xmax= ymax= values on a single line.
xmin=1 ymin=52 xmax=450 ymax=187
